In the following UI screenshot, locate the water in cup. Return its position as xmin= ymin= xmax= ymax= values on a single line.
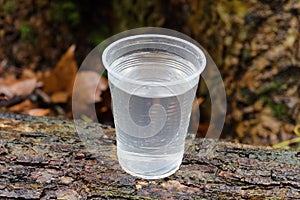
xmin=108 ymin=51 xmax=198 ymax=179
xmin=102 ymin=32 xmax=206 ymax=179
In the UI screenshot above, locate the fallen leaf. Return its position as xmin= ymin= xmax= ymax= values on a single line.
xmin=236 ymin=122 xmax=246 ymax=139
xmin=260 ymin=114 xmax=281 ymax=135
xmin=0 ymin=73 xmax=17 ymax=85
xmin=11 ymin=78 xmax=37 ymax=96
xmin=72 ymin=71 xmax=108 ymax=120
xmin=26 ymin=108 xmax=51 ymax=116
xmin=0 ymin=84 xmax=14 ymax=99
xmin=9 ymin=99 xmax=35 ymax=112
xmin=0 ymin=78 xmax=37 ymax=99
xmin=22 ymin=69 xmax=36 ymax=79
xmin=190 ymin=97 xmax=204 ymax=131
xmin=51 ymin=91 xmax=69 ymax=103
xmin=42 ymin=44 xmax=77 ymax=95
xmin=73 ymin=71 xmax=108 ymax=104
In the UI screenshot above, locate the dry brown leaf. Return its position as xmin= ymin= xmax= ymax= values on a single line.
xmin=0 ymin=85 xmax=14 ymax=99
xmin=26 ymin=108 xmax=51 ymax=116
xmin=0 ymin=78 xmax=37 ymax=99
xmin=236 ymin=122 xmax=246 ymax=138
xmin=72 ymin=71 xmax=108 ymax=119
xmin=253 ymin=99 xmax=264 ymax=111
xmin=281 ymin=123 xmax=295 ymax=141
xmin=98 ymin=76 xmax=108 ymax=92
xmin=0 ymin=73 xmax=17 ymax=84
xmin=51 ymin=91 xmax=69 ymax=103
xmin=42 ymin=44 xmax=77 ymax=95
xmin=260 ymin=114 xmax=281 ymax=134
xmin=8 ymin=99 xmax=35 ymax=112
xmin=22 ymin=69 xmax=36 ymax=79
xmin=198 ymin=122 xmax=210 ymax=137
xmin=247 ymin=107 xmax=283 ymax=145
xmin=73 ymin=71 xmax=108 ymax=104
xmin=11 ymin=78 xmax=37 ymax=96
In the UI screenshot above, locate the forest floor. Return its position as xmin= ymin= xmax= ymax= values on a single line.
xmin=0 ymin=0 xmax=300 ymax=149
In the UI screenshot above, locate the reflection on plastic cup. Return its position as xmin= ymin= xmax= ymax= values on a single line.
xmin=102 ymin=33 xmax=206 ymax=179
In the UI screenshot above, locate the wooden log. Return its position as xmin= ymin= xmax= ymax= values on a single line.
xmin=0 ymin=112 xmax=299 ymax=199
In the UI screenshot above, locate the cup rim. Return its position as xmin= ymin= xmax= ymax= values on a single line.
xmin=102 ymin=33 xmax=206 ymax=86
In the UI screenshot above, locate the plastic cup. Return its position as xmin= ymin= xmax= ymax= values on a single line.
xmin=102 ymin=31 xmax=206 ymax=179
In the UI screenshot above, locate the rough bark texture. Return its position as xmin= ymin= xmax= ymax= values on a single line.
xmin=0 ymin=112 xmax=299 ymax=199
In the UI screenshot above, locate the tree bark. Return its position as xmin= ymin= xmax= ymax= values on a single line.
xmin=0 ymin=112 xmax=299 ymax=199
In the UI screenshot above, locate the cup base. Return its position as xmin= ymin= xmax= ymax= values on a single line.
xmin=119 ymin=162 xmax=180 ymax=180
xmin=117 ymin=146 xmax=183 ymax=179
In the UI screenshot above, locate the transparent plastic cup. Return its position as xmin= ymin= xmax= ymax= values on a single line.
xmin=102 ymin=32 xmax=206 ymax=179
